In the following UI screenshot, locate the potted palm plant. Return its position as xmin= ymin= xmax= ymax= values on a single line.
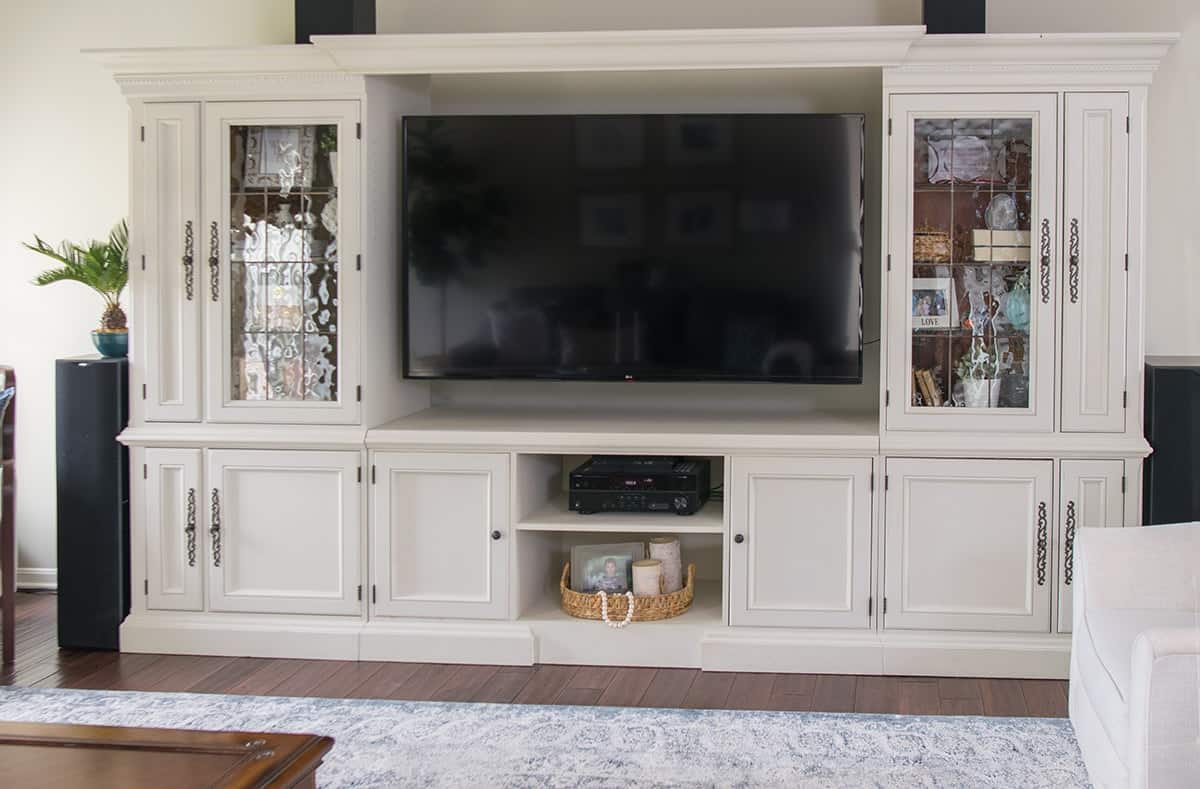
xmin=23 ymin=220 xmax=130 ymax=357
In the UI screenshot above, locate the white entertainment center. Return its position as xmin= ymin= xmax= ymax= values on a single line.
xmin=98 ymin=26 xmax=1177 ymax=678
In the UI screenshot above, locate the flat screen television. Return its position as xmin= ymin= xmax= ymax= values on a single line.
xmin=402 ymin=113 xmax=864 ymax=382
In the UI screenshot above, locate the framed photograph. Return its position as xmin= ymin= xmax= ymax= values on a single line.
xmin=912 ymin=277 xmax=957 ymax=330
xmin=570 ymin=542 xmax=645 ymax=594
xmin=666 ymin=116 xmax=733 ymax=166
xmin=575 ymin=117 xmax=644 ymax=169
xmin=579 ymin=194 xmax=644 ymax=247
xmin=242 ymin=125 xmax=317 ymax=191
xmin=666 ymin=192 xmax=732 ymax=246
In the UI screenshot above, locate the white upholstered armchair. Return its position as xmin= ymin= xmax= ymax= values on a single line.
xmin=1070 ymin=523 xmax=1200 ymax=788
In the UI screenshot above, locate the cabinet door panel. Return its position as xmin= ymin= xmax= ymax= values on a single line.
xmin=1061 ymin=93 xmax=1129 ymax=433
xmin=884 ymin=458 xmax=1053 ymax=632
xmin=207 ymin=449 xmax=360 ymax=615
xmin=372 ymin=452 xmax=509 ymax=620
xmin=143 ymin=103 xmax=202 ymax=422
xmin=1057 ymin=459 xmax=1124 ymax=634
xmin=203 ymin=101 xmax=360 ymax=424
xmin=145 ymin=448 xmax=203 ymax=611
xmin=730 ymin=457 xmax=873 ymax=628
xmin=886 ymin=93 xmax=1058 ymax=432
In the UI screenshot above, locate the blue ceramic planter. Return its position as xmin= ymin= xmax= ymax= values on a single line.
xmin=91 ymin=330 xmax=128 ymax=358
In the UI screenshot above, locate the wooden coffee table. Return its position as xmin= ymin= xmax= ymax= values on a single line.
xmin=0 ymin=721 xmax=334 ymax=788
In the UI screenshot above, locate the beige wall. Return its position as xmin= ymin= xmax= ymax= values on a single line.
xmin=0 ymin=1 xmax=1194 ymax=577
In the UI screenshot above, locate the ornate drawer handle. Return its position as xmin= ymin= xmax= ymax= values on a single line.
xmin=1036 ymin=501 xmax=1048 ymax=586
xmin=182 ymin=220 xmax=195 ymax=301
xmin=185 ymin=487 xmax=197 ymax=568
xmin=1068 ymin=218 xmax=1080 ymax=304
xmin=1039 ymin=218 xmax=1052 ymax=305
xmin=210 ymin=488 xmax=222 ymax=567
xmin=208 ymin=221 xmax=220 ymax=302
xmin=1063 ymin=501 xmax=1077 ymax=585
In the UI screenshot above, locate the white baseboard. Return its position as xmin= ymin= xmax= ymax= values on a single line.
xmin=16 ymin=567 xmax=57 ymax=590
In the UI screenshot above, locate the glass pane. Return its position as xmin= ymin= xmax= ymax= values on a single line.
xmin=228 ymin=123 xmax=340 ymax=402
xmin=911 ymin=116 xmax=1034 ymax=410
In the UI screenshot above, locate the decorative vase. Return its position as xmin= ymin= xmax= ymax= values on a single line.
xmin=648 ymin=536 xmax=683 ymax=593
xmin=632 ymin=559 xmax=664 ymax=597
xmin=962 ymin=377 xmax=999 ymax=408
xmin=1002 ymin=281 xmax=1031 ymax=333
xmin=91 ymin=330 xmax=128 ymax=358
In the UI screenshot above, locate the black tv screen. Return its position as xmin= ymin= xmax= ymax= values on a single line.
xmin=402 ymin=113 xmax=864 ymax=382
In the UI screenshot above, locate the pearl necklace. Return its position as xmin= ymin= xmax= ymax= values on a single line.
xmin=597 ymin=590 xmax=635 ymax=628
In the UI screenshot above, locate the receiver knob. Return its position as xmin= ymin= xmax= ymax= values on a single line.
xmin=733 ymin=534 xmax=745 ymax=544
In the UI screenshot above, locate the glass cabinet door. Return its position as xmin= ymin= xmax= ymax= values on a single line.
xmin=204 ymin=101 xmax=359 ymax=424
xmin=886 ymin=94 xmax=1057 ymax=432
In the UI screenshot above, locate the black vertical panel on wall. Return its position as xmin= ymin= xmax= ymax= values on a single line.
xmin=1144 ymin=357 xmax=1200 ymax=524
xmin=55 ymin=356 xmax=129 ymax=650
xmin=295 ymin=0 xmax=376 ymax=44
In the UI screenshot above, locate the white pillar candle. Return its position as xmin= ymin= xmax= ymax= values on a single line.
xmin=648 ymin=537 xmax=683 ymax=593
xmin=632 ymin=559 xmax=663 ymax=597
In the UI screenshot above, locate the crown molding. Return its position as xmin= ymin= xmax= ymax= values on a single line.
xmin=309 ymin=26 xmax=926 ymax=74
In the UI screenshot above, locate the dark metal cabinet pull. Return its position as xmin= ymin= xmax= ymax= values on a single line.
xmin=1039 ymin=218 xmax=1052 ymax=304
xmin=185 ymin=487 xmax=197 ymax=567
xmin=490 ymin=530 xmax=502 ymax=541
xmin=733 ymin=534 xmax=745 ymax=544
xmin=182 ymin=220 xmax=195 ymax=301
xmin=1068 ymin=218 xmax=1081 ymax=304
xmin=208 ymin=221 xmax=220 ymax=301
xmin=1036 ymin=502 xmax=1048 ymax=586
xmin=1063 ymin=501 xmax=1077 ymax=585
xmin=210 ymin=488 xmax=222 ymax=567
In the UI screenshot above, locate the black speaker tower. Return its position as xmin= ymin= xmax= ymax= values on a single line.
xmin=295 ymin=0 xmax=376 ymax=44
xmin=1144 ymin=357 xmax=1200 ymax=525
xmin=923 ymin=0 xmax=986 ymax=35
xmin=56 ymin=356 xmax=129 ymax=650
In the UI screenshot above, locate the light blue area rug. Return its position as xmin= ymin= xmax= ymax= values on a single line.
xmin=0 ymin=686 xmax=1086 ymax=787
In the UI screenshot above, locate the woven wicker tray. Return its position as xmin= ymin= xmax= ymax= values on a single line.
xmin=560 ymin=562 xmax=695 ymax=622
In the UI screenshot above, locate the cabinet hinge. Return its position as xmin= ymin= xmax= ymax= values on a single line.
xmin=144 ymin=579 xmax=149 ymax=595
xmin=357 ymin=466 xmax=362 ymax=484
xmin=883 ymin=597 xmax=888 ymax=615
xmin=1124 ymin=253 xmax=1129 ymax=271
xmin=870 ymin=471 xmax=874 ymax=492
xmin=887 ymin=118 xmax=893 ymax=136
xmin=357 ymin=584 xmax=362 ymax=601
xmin=1126 ymin=116 xmax=1130 ymax=133
xmin=1123 ymin=390 xmax=1128 ymax=409
xmin=886 ymin=253 xmax=892 ymax=272
xmin=868 ymin=596 xmax=873 ymax=617
xmin=884 ymin=475 xmax=889 ymax=491
xmin=371 ymin=465 xmax=376 ymax=484
xmin=141 ymin=254 xmax=146 ymax=271
xmin=885 ymin=390 xmax=890 ymax=407
xmin=356 ymin=253 xmax=361 ymax=271
xmin=143 ymin=464 xmax=148 ymax=479
xmin=355 ymin=122 xmax=361 ymax=139
xmin=372 ymin=585 xmax=377 ymax=604
xmin=1122 ymin=475 xmax=1127 ymax=494
xmin=140 ymin=125 xmax=145 ymax=142
xmin=142 ymin=383 xmax=147 ymax=400
xmin=356 ymin=385 xmax=362 ymax=402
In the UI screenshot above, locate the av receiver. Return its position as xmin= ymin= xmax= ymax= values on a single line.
xmin=569 ymin=456 xmax=710 ymax=516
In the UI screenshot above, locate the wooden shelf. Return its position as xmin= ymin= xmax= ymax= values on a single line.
xmin=518 ymin=494 xmax=724 ymax=534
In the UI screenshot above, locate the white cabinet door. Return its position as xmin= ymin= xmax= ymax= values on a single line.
xmin=883 ymin=458 xmax=1053 ymax=633
xmin=1061 ymin=93 xmax=1129 ymax=433
xmin=886 ymin=93 xmax=1058 ymax=432
xmin=1057 ymin=459 xmax=1124 ymax=634
xmin=371 ymin=452 xmax=509 ymax=620
xmin=730 ymin=457 xmax=873 ymax=629
xmin=143 ymin=102 xmax=202 ymax=422
xmin=206 ymin=449 xmax=361 ymax=615
xmin=145 ymin=448 xmax=203 ymax=611
xmin=203 ymin=101 xmax=360 ymax=424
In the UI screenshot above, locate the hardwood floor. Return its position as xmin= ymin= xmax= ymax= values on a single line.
xmin=1 ymin=592 xmax=1068 ymax=716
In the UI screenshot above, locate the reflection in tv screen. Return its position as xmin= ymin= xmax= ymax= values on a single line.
xmin=403 ymin=114 xmax=864 ymax=383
